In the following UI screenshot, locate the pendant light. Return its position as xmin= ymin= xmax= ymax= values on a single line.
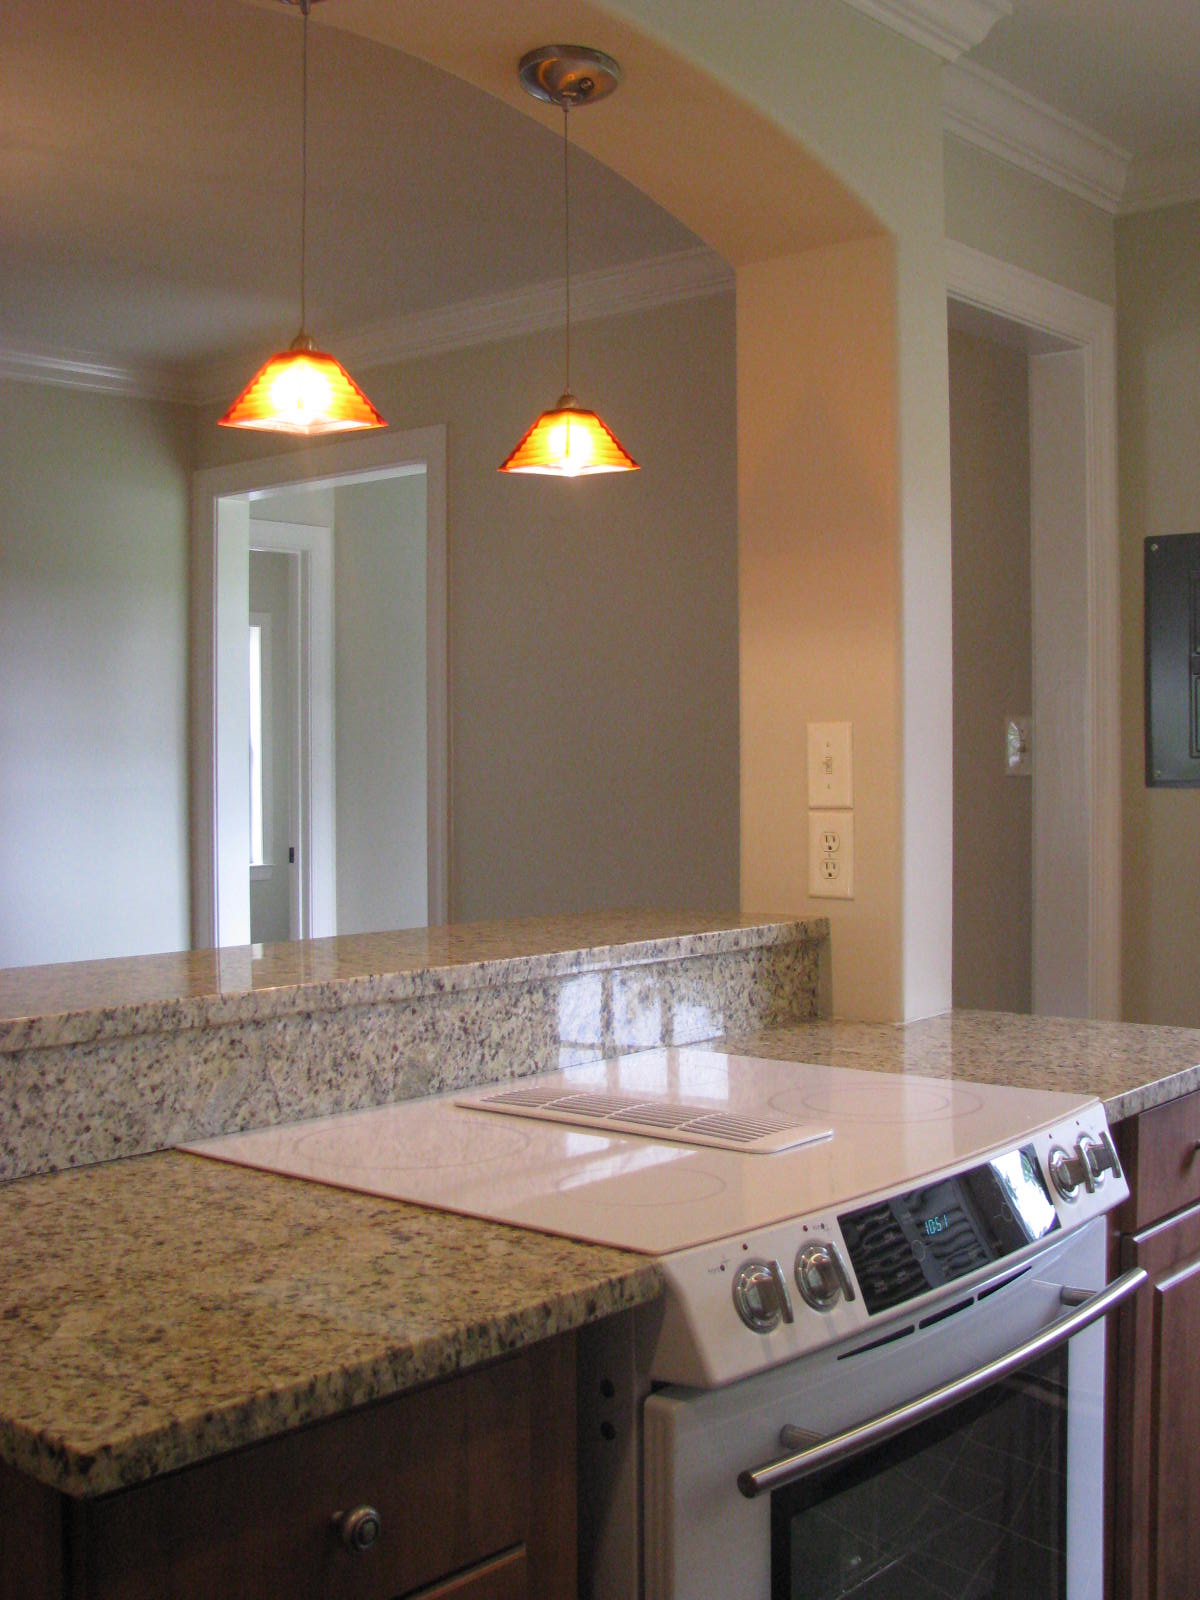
xmin=220 ymin=0 xmax=385 ymax=435
xmin=499 ymin=46 xmax=638 ymax=476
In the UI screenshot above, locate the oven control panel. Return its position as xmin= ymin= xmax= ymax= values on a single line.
xmin=648 ymin=1104 xmax=1128 ymax=1388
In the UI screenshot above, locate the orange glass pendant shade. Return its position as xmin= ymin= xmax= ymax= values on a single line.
xmin=219 ymin=337 xmax=385 ymax=435
xmin=499 ymin=391 xmax=639 ymax=476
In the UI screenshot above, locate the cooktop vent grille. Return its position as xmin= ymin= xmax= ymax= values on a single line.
xmin=455 ymin=1086 xmax=831 ymax=1154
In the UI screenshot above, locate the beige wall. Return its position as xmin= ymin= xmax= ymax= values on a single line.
xmin=739 ymin=239 xmax=902 ymax=1020
xmin=196 ymin=290 xmax=741 ymax=923
xmin=0 ymin=381 xmax=192 ymax=965
xmin=943 ymin=136 xmax=1116 ymax=305
xmin=1116 ymin=201 xmax=1200 ymax=1026
xmin=948 ymin=328 xmax=1032 ymax=1012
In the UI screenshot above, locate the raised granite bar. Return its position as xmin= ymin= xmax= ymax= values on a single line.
xmin=0 ymin=912 xmax=829 ymax=1182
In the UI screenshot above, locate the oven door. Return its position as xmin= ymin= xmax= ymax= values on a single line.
xmin=641 ymin=1219 xmax=1142 ymax=1600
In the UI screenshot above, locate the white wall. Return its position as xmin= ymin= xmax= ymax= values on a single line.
xmin=0 ymin=380 xmax=191 ymax=966
xmin=333 ymin=474 xmax=428 ymax=934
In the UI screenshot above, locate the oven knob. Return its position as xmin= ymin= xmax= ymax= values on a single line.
xmin=1080 ymin=1132 xmax=1120 ymax=1186
xmin=794 ymin=1241 xmax=854 ymax=1311
xmin=1048 ymin=1144 xmax=1090 ymax=1200
xmin=732 ymin=1260 xmax=794 ymax=1333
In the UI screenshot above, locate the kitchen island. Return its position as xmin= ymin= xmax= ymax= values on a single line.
xmin=3 ymin=915 xmax=1200 ymax=1596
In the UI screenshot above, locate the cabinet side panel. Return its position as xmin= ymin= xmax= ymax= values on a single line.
xmin=0 ymin=1457 xmax=63 ymax=1600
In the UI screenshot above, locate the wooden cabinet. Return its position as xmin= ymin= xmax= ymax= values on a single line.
xmin=0 ymin=1336 xmax=575 ymax=1600
xmin=1111 ymin=1091 xmax=1200 ymax=1600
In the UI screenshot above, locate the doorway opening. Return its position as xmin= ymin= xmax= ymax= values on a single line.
xmin=946 ymin=244 xmax=1119 ymax=1020
xmin=191 ymin=426 xmax=449 ymax=951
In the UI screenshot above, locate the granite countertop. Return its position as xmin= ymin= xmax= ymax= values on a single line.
xmin=726 ymin=1010 xmax=1200 ymax=1122
xmin=5 ymin=1005 xmax=1200 ymax=1503
xmin=0 ymin=1149 xmax=662 ymax=1499
xmin=0 ymin=911 xmax=819 ymax=1051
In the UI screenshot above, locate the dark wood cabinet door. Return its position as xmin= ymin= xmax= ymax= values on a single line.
xmin=47 ymin=1335 xmax=573 ymax=1600
xmin=1115 ymin=1201 xmax=1200 ymax=1600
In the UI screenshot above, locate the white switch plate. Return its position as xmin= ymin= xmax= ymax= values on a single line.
xmin=808 ymin=810 xmax=854 ymax=899
xmin=807 ymin=722 xmax=853 ymax=808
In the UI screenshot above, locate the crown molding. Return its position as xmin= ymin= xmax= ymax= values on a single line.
xmin=0 ymin=345 xmax=193 ymax=403
xmin=4 ymin=245 xmax=732 ymax=406
xmin=1121 ymin=144 xmax=1200 ymax=214
xmin=943 ymin=59 xmax=1130 ymax=213
xmin=842 ymin=0 xmax=1011 ymax=61
xmin=196 ymin=245 xmax=733 ymax=405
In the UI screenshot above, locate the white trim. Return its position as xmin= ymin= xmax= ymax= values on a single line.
xmin=190 ymin=425 xmax=451 ymax=948
xmin=248 ymin=522 xmax=337 ymax=940
xmin=946 ymin=241 xmax=1121 ymax=1019
xmin=842 ymin=0 xmax=1011 ymax=60
xmin=943 ymin=60 xmax=1130 ymax=213
xmin=0 ymin=344 xmax=194 ymax=403
xmin=4 ymin=247 xmax=731 ymax=406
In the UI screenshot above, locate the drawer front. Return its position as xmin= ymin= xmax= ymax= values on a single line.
xmin=1125 ymin=1088 xmax=1200 ymax=1224
xmin=76 ymin=1353 xmax=533 ymax=1600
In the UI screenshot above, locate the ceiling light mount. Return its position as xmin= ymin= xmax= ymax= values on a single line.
xmin=517 ymin=45 xmax=622 ymax=109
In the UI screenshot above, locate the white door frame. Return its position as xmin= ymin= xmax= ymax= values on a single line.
xmin=945 ymin=241 xmax=1120 ymax=1019
xmin=190 ymin=425 xmax=449 ymax=949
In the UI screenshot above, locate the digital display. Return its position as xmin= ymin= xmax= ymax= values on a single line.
xmin=838 ymin=1143 xmax=1060 ymax=1316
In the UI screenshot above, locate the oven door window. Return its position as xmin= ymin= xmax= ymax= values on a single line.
xmin=770 ymin=1347 xmax=1068 ymax=1600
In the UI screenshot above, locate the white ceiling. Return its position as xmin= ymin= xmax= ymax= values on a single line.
xmin=3 ymin=0 xmax=1198 ymax=393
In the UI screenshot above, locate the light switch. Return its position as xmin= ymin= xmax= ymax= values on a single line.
xmin=808 ymin=810 xmax=854 ymax=899
xmin=807 ymin=722 xmax=853 ymax=808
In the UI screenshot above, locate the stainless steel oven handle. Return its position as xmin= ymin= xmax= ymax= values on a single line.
xmin=736 ymin=1265 xmax=1146 ymax=1500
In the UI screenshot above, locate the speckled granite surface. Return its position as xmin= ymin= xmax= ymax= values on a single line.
xmin=0 ymin=914 xmax=828 ymax=1182
xmin=0 ymin=913 xmax=822 ymax=1049
xmin=726 ymin=1010 xmax=1200 ymax=1121
xmin=0 ymin=1150 xmax=662 ymax=1498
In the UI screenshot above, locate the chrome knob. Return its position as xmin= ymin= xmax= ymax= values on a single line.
xmin=795 ymin=1241 xmax=853 ymax=1310
xmin=1049 ymin=1145 xmax=1089 ymax=1200
xmin=732 ymin=1259 xmax=794 ymax=1333
xmin=1080 ymin=1132 xmax=1120 ymax=1185
xmin=334 ymin=1505 xmax=382 ymax=1554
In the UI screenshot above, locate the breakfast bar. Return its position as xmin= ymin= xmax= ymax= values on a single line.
xmin=3 ymin=915 xmax=1200 ymax=1597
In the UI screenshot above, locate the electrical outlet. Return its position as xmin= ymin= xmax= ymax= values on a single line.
xmin=808 ymin=810 xmax=854 ymax=899
xmin=807 ymin=722 xmax=853 ymax=808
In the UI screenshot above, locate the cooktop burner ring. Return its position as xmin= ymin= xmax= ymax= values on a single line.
xmin=767 ymin=1078 xmax=985 ymax=1124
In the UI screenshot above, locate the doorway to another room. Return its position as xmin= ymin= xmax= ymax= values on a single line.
xmin=192 ymin=427 xmax=449 ymax=951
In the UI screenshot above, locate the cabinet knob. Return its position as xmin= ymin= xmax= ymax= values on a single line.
xmin=334 ymin=1505 xmax=382 ymax=1554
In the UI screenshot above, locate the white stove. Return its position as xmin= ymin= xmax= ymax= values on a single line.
xmin=188 ymin=1049 xmax=1140 ymax=1597
xmin=187 ymin=1048 xmax=1124 ymax=1387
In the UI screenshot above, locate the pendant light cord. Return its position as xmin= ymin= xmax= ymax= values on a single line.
xmin=562 ymin=102 xmax=571 ymax=395
xmin=299 ymin=0 xmax=310 ymax=338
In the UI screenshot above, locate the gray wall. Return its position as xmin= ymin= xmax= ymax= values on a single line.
xmin=197 ymin=290 xmax=742 ymax=925
xmin=949 ymin=328 xmax=1033 ymax=1012
xmin=1117 ymin=200 xmax=1200 ymax=1026
xmin=334 ymin=473 xmax=428 ymax=935
xmin=0 ymin=381 xmax=191 ymax=965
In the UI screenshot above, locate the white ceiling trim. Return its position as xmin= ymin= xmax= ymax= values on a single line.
xmin=842 ymin=0 xmax=1011 ymax=61
xmin=1 ymin=246 xmax=732 ymax=406
xmin=1121 ymin=144 xmax=1200 ymax=214
xmin=943 ymin=59 xmax=1130 ymax=213
xmin=0 ymin=345 xmax=194 ymax=404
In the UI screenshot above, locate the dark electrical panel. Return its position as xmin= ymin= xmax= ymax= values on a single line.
xmin=1145 ymin=533 xmax=1200 ymax=787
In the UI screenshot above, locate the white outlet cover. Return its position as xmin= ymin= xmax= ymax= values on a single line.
xmin=807 ymin=722 xmax=853 ymax=808
xmin=808 ymin=809 xmax=854 ymax=899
